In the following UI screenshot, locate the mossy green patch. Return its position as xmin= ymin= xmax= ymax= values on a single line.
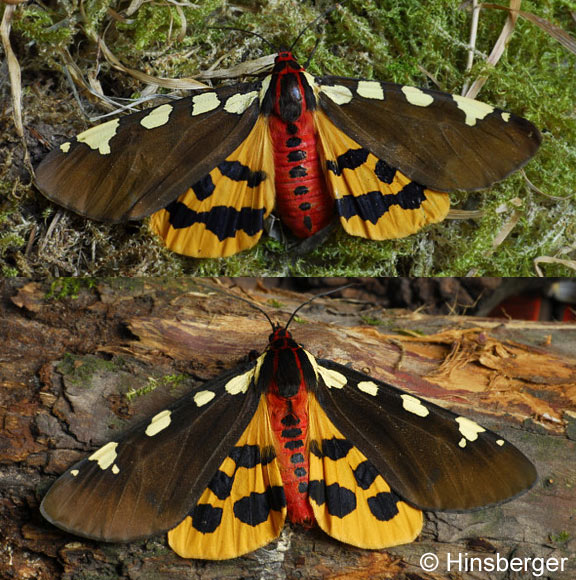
xmin=46 ymin=278 xmax=97 ymax=300
xmin=57 ymin=353 xmax=125 ymax=387
xmin=125 ymin=374 xmax=188 ymax=402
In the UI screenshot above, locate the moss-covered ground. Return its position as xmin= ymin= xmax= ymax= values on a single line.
xmin=1 ymin=0 xmax=574 ymax=276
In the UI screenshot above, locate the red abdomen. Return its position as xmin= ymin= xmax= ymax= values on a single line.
xmin=266 ymin=382 xmax=314 ymax=525
xmin=269 ymin=111 xmax=334 ymax=238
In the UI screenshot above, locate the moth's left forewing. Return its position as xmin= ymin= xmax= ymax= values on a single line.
xmin=314 ymin=358 xmax=537 ymax=512
xmin=316 ymin=77 xmax=541 ymax=192
xmin=40 ymin=361 xmax=262 ymax=543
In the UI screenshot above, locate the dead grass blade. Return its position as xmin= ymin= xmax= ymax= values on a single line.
xmin=464 ymin=0 xmax=521 ymax=99
xmin=484 ymin=3 xmax=576 ymax=55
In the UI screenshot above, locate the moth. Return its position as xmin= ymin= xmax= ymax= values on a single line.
xmin=35 ymin=49 xmax=541 ymax=258
xmin=41 ymin=302 xmax=537 ymax=560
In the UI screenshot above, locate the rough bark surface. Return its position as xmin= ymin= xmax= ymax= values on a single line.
xmin=1 ymin=278 xmax=575 ymax=580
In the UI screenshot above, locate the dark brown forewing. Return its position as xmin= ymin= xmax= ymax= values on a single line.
xmin=318 ymin=77 xmax=541 ymax=192
xmin=35 ymin=83 xmax=261 ymax=222
xmin=316 ymin=359 xmax=537 ymax=511
xmin=40 ymin=362 xmax=260 ymax=542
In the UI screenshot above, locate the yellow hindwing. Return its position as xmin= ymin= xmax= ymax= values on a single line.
xmin=150 ymin=116 xmax=275 ymax=258
xmin=308 ymin=394 xmax=423 ymax=549
xmin=168 ymin=396 xmax=286 ymax=559
xmin=314 ymin=110 xmax=450 ymax=239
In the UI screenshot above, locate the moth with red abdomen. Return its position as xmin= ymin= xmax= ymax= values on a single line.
xmin=41 ymin=302 xmax=537 ymax=559
xmin=35 ymin=47 xmax=540 ymax=258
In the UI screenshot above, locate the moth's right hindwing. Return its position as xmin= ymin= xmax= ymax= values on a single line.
xmin=40 ymin=361 xmax=261 ymax=542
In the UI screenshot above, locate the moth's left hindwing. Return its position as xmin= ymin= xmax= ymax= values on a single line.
xmin=35 ymin=83 xmax=262 ymax=222
xmin=313 ymin=358 xmax=537 ymax=511
xmin=168 ymin=396 xmax=287 ymax=559
xmin=40 ymin=361 xmax=261 ymax=542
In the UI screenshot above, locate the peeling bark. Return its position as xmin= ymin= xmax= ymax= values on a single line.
xmin=1 ymin=279 xmax=575 ymax=579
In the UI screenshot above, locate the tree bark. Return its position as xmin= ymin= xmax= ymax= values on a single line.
xmin=1 ymin=278 xmax=575 ymax=579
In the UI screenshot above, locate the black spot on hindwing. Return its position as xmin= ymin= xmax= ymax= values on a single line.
xmin=189 ymin=444 xmax=283 ymax=533
xmin=335 ymin=182 xmax=427 ymax=225
xmin=326 ymin=148 xmax=370 ymax=176
xmin=218 ymin=160 xmax=266 ymax=187
xmin=191 ymin=503 xmax=223 ymax=533
xmin=353 ymin=460 xmax=379 ymax=490
xmin=321 ymin=438 xmax=353 ymax=461
xmin=165 ymin=201 xmax=265 ymax=241
xmin=374 ymin=159 xmax=396 ymax=184
xmin=191 ymin=174 xmax=216 ymax=200
xmin=309 ymin=481 xmax=356 ymax=518
xmin=234 ymin=487 xmax=286 ymax=526
xmin=367 ymin=491 xmax=401 ymax=522
xmin=208 ymin=470 xmax=234 ymax=500
xmin=229 ymin=444 xmax=261 ymax=469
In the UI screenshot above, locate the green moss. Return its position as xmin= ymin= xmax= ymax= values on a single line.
xmin=46 ymin=278 xmax=97 ymax=300
xmin=12 ymin=5 xmax=75 ymax=47
xmin=549 ymin=531 xmax=571 ymax=547
xmin=5 ymin=0 xmax=576 ymax=275
xmin=360 ymin=315 xmax=383 ymax=326
xmin=125 ymin=374 xmax=188 ymax=401
xmin=57 ymin=354 xmax=124 ymax=386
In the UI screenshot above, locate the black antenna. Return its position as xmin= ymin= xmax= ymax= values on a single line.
xmin=193 ymin=280 xmax=354 ymax=333
xmin=285 ymin=283 xmax=356 ymax=330
xmin=289 ymin=3 xmax=344 ymax=53
xmin=225 ymin=291 xmax=276 ymax=331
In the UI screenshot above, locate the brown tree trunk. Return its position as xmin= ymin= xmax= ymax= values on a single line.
xmin=1 ymin=278 xmax=575 ymax=579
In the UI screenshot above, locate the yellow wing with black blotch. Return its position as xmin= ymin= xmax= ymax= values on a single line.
xmin=150 ymin=116 xmax=275 ymax=258
xmin=314 ymin=110 xmax=449 ymax=239
xmin=168 ymin=396 xmax=286 ymax=560
xmin=307 ymin=394 xmax=423 ymax=549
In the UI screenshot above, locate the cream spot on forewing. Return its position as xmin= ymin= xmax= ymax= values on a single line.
xmin=191 ymin=92 xmax=220 ymax=116
xmin=224 ymin=91 xmax=259 ymax=114
xmin=456 ymin=416 xmax=486 ymax=442
xmin=70 ymin=469 xmax=79 ymax=477
xmin=89 ymin=441 xmax=119 ymax=470
xmin=452 ymin=94 xmax=494 ymax=126
xmin=402 ymin=86 xmax=434 ymax=107
xmin=501 ymin=112 xmax=511 ymax=122
xmin=112 ymin=464 xmax=120 ymax=475
xmin=77 ymin=118 xmax=120 ymax=155
xmin=496 ymin=439 xmax=505 ymax=446
xmin=321 ymin=84 xmax=353 ymax=105
xmin=401 ymin=394 xmax=430 ymax=417
xmin=194 ymin=390 xmax=215 ymax=407
xmin=357 ymin=381 xmax=379 ymax=396
xmin=259 ymin=76 xmax=271 ymax=103
xmin=302 ymin=71 xmax=316 ymax=88
xmin=459 ymin=437 xmax=467 ymax=448
xmin=318 ymin=365 xmax=347 ymax=389
xmin=253 ymin=353 xmax=266 ymax=384
xmin=140 ymin=103 xmax=173 ymax=129
xmin=357 ymin=80 xmax=384 ymax=100
xmin=225 ymin=368 xmax=253 ymax=394
xmin=145 ymin=409 xmax=172 ymax=436
xmin=60 ymin=142 xmax=71 ymax=153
